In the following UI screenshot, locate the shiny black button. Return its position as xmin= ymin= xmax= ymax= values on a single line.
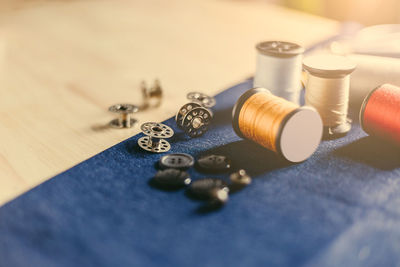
xmin=152 ymin=169 xmax=191 ymax=189
xmin=187 ymin=178 xmax=229 ymax=200
xmin=196 ymin=154 xmax=231 ymax=173
xmin=159 ymin=153 xmax=195 ymax=169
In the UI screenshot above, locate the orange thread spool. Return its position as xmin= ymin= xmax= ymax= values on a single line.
xmin=232 ymin=88 xmax=323 ymax=162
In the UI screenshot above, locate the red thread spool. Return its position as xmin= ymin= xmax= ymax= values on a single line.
xmin=360 ymin=84 xmax=400 ymax=145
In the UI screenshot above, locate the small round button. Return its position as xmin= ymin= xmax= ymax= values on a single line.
xmin=196 ymin=154 xmax=231 ymax=173
xmin=187 ymin=178 xmax=229 ymax=200
xmin=152 ymin=169 xmax=191 ymax=189
xmin=159 ymin=153 xmax=195 ymax=169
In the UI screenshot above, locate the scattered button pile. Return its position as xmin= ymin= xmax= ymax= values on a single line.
xmin=151 ymin=153 xmax=252 ymax=210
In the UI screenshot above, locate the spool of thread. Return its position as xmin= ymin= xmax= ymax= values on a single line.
xmin=232 ymin=88 xmax=323 ymax=163
xmin=360 ymin=84 xmax=400 ymax=145
xmin=347 ymin=54 xmax=400 ymax=109
xmin=303 ymin=54 xmax=356 ymax=138
xmin=254 ymin=41 xmax=304 ymax=104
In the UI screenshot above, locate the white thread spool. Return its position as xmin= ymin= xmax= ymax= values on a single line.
xmin=303 ymin=54 xmax=356 ymax=138
xmin=254 ymin=41 xmax=304 ymax=104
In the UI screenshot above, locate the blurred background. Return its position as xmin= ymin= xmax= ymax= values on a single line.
xmin=272 ymin=0 xmax=400 ymax=25
xmin=1 ymin=0 xmax=400 ymax=25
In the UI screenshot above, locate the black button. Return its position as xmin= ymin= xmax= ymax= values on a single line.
xmin=187 ymin=178 xmax=229 ymax=200
xmin=159 ymin=153 xmax=194 ymax=169
xmin=152 ymin=169 xmax=191 ymax=189
xmin=196 ymin=154 xmax=231 ymax=173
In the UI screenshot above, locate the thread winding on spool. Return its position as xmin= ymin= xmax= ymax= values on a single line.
xmin=254 ymin=41 xmax=304 ymax=104
xmin=303 ymin=54 xmax=356 ymax=138
xmin=232 ymin=88 xmax=323 ymax=163
xmin=360 ymin=84 xmax=400 ymax=145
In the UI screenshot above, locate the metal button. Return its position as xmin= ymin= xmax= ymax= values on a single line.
xmin=187 ymin=178 xmax=229 ymax=200
xmin=159 ymin=153 xmax=195 ymax=169
xmin=152 ymin=169 xmax=191 ymax=189
xmin=196 ymin=154 xmax=231 ymax=173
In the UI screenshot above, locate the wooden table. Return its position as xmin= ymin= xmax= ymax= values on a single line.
xmin=0 ymin=0 xmax=339 ymax=206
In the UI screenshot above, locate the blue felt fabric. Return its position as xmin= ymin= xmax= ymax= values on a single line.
xmin=1 ymin=79 xmax=400 ymax=267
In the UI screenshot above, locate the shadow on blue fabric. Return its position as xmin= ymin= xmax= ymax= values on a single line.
xmin=334 ymin=136 xmax=400 ymax=171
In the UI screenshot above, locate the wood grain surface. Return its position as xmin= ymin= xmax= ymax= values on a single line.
xmin=0 ymin=0 xmax=339 ymax=205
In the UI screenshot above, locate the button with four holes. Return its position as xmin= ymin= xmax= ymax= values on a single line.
xmin=159 ymin=153 xmax=195 ymax=169
xmin=196 ymin=154 xmax=231 ymax=173
xmin=138 ymin=122 xmax=174 ymax=153
xmin=152 ymin=169 xmax=191 ymax=189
